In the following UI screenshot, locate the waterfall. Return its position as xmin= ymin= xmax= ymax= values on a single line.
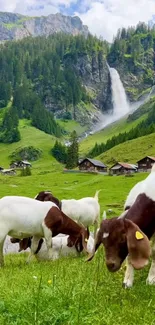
xmin=109 ymin=67 xmax=130 ymax=118
xmin=91 ymin=66 xmax=131 ymax=133
xmin=89 ymin=65 xmax=152 ymax=136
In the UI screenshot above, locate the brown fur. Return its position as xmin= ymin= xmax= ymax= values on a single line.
xmin=87 ymin=193 xmax=154 ymax=271
xmin=44 ymin=207 xmax=89 ymax=252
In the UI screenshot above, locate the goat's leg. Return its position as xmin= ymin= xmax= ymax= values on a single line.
xmin=26 ymin=236 xmax=41 ymax=264
xmin=94 ymin=220 xmax=98 ymax=238
xmin=146 ymin=235 xmax=155 ymax=285
xmin=0 ymin=237 xmax=6 ymax=267
xmin=42 ymin=224 xmax=53 ymax=259
xmin=123 ymin=256 xmax=134 ymax=288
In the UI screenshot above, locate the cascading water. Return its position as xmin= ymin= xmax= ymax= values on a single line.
xmin=91 ymin=65 xmax=131 ymax=133
xmin=109 ymin=67 xmax=130 ymax=118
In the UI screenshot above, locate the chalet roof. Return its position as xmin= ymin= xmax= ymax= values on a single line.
xmin=137 ymin=156 xmax=155 ymax=163
xmin=21 ymin=160 xmax=31 ymax=165
xmin=79 ymin=158 xmax=107 ymax=168
xmin=1 ymin=169 xmax=15 ymax=173
xmin=110 ymin=162 xmax=137 ymax=170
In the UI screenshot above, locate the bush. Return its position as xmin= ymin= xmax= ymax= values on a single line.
xmin=20 ymin=166 xmax=32 ymax=177
xmin=10 ymin=146 xmax=42 ymax=162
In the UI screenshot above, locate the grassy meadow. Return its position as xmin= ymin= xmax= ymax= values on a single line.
xmin=0 ymin=167 xmax=155 ymax=324
xmin=0 ymin=111 xmax=155 ymax=324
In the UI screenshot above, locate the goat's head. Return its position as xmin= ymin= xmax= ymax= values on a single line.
xmin=67 ymin=227 xmax=90 ymax=253
xmin=87 ymin=217 xmax=150 ymax=272
xmin=35 ymin=191 xmax=61 ymax=209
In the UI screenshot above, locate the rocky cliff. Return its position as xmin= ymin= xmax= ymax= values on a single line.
xmin=0 ymin=12 xmax=88 ymax=41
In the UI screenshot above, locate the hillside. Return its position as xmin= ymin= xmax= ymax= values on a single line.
xmin=108 ymin=22 xmax=155 ymax=101
xmin=97 ymin=132 xmax=155 ymax=166
xmin=0 ymin=12 xmax=88 ymax=41
xmin=79 ymin=113 xmax=148 ymax=155
xmin=0 ymin=119 xmax=61 ymax=170
xmin=0 ymin=33 xmax=111 ymax=135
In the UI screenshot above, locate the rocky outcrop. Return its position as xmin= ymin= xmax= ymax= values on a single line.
xmin=0 ymin=12 xmax=88 ymax=41
xmin=64 ymin=52 xmax=112 ymax=112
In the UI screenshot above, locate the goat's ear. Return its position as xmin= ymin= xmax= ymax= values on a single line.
xmin=124 ymin=219 xmax=151 ymax=270
xmin=86 ymin=230 xmax=102 ymax=261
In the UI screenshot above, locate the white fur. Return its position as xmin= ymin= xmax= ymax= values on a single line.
xmin=124 ymin=163 xmax=155 ymax=210
xmin=61 ymin=191 xmax=100 ymax=235
xmin=123 ymin=257 xmax=134 ymax=288
xmin=0 ymin=196 xmax=58 ymax=266
xmin=36 ymin=234 xmax=94 ymax=261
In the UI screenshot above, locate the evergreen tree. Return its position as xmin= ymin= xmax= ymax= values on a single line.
xmin=66 ymin=131 xmax=79 ymax=169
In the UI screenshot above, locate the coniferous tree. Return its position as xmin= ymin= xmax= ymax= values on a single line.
xmin=66 ymin=131 xmax=79 ymax=169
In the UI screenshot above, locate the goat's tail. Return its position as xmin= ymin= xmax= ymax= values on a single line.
xmin=151 ymin=164 xmax=155 ymax=173
xmin=94 ymin=190 xmax=101 ymax=201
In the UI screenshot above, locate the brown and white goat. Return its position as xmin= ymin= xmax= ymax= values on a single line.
xmin=87 ymin=164 xmax=155 ymax=287
xmin=0 ymin=196 xmax=89 ymax=266
xmin=35 ymin=190 xmax=100 ymax=236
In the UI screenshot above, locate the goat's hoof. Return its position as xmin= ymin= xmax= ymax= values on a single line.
xmin=146 ymin=277 xmax=155 ymax=285
xmin=122 ymin=281 xmax=133 ymax=289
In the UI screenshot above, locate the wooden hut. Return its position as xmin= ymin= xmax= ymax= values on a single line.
xmin=10 ymin=160 xmax=31 ymax=169
xmin=79 ymin=158 xmax=107 ymax=173
xmin=109 ymin=162 xmax=138 ymax=175
xmin=137 ymin=156 xmax=155 ymax=172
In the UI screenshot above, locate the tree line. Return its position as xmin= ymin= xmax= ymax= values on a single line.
xmin=88 ymin=103 xmax=155 ymax=158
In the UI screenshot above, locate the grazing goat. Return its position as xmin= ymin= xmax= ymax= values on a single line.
xmin=0 ymin=196 xmax=89 ymax=266
xmin=35 ymin=190 xmax=100 ymax=236
xmin=87 ymin=164 xmax=155 ymax=287
xmin=11 ymin=234 xmax=94 ymax=261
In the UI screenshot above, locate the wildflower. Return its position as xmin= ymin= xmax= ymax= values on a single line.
xmin=48 ymin=280 xmax=52 ymax=285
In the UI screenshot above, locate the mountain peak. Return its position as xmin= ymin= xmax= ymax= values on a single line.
xmin=0 ymin=11 xmax=89 ymax=41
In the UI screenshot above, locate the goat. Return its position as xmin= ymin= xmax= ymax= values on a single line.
xmin=11 ymin=234 xmax=94 ymax=261
xmin=87 ymin=164 xmax=155 ymax=287
xmin=35 ymin=190 xmax=100 ymax=236
xmin=0 ymin=196 xmax=89 ymax=266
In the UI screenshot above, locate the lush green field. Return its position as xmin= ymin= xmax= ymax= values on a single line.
xmin=1 ymin=168 xmax=155 ymax=324
xmin=97 ymin=132 xmax=155 ymax=166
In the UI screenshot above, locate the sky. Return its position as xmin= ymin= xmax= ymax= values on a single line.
xmin=0 ymin=0 xmax=155 ymax=42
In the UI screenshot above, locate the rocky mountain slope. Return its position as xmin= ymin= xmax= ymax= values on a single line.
xmin=0 ymin=11 xmax=88 ymax=41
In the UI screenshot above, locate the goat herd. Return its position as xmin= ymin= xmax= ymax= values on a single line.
xmin=1 ymin=164 xmax=155 ymax=288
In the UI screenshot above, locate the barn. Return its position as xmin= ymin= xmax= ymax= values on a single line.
xmin=109 ymin=162 xmax=138 ymax=175
xmin=137 ymin=156 xmax=155 ymax=172
xmin=10 ymin=160 xmax=31 ymax=169
xmin=78 ymin=158 xmax=107 ymax=173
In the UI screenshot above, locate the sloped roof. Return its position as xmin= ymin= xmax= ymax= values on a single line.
xmin=79 ymin=158 xmax=107 ymax=168
xmin=21 ymin=160 xmax=31 ymax=165
xmin=137 ymin=156 xmax=155 ymax=163
xmin=110 ymin=162 xmax=137 ymax=170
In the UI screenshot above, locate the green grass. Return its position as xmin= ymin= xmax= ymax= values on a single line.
xmin=0 ymin=119 xmax=61 ymax=172
xmin=57 ymin=119 xmax=87 ymax=137
xmin=0 ymin=170 xmax=155 ymax=324
xmin=0 ymin=118 xmax=154 ymax=323
xmin=97 ymin=132 xmax=155 ymax=166
xmin=80 ymin=114 xmax=148 ymax=155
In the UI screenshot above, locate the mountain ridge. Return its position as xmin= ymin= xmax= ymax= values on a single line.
xmin=0 ymin=11 xmax=89 ymax=41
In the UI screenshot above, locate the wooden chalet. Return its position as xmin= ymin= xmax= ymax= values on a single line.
xmin=10 ymin=160 xmax=31 ymax=169
xmin=137 ymin=156 xmax=155 ymax=172
xmin=79 ymin=158 xmax=107 ymax=173
xmin=109 ymin=162 xmax=138 ymax=175
xmin=1 ymin=169 xmax=16 ymax=176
